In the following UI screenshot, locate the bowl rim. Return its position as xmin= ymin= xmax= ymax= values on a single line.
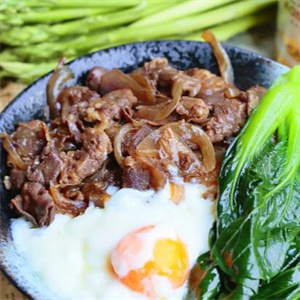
xmin=0 ymin=39 xmax=289 ymax=300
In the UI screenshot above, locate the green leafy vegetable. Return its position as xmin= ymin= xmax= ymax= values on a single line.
xmin=251 ymin=265 xmax=300 ymax=300
xmin=190 ymin=66 xmax=300 ymax=299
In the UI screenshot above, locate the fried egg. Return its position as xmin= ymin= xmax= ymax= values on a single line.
xmin=11 ymin=182 xmax=215 ymax=299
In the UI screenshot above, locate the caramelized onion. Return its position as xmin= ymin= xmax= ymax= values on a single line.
xmin=1 ymin=134 xmax=27 ymax=170
xmin=47 ymin=58 xmax=74 ymax=119
xmin=170 ymin=183 xmax=185 ymax=204
xmin=100 ymin=69 xmax=151 ymax=102
xmin=95 ymin=111 xmax=110 ymax=131
xmin=202 ymin=31 xmax=234 ymax=85
xmin=136 ymin=121 xmax=216 ymax=172
xmin=114 ymin=124 xmax=137 ymax=167
xmin=168 ymin=122 xmax=216 ymax=172
xmin=136 ymin=81 xmax=183 ymax=121
xmin=158 ymin=127 xmax=203 ymax=174
xmin=50 ymin=185 xmax=87 ymax=216
xmin=130 ymin=73 xmax=155 ymax=104
xmin=224 ymin=86 xmax=241 ymax=99
xmin=122 ymin=106 xmax=143 ymax=127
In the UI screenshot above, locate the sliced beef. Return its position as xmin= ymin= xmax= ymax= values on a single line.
xmin=82 ymin=128 xmax=112 ymax=161
xmin=50 ymin=118 xmax=81 ymax=152
xmin=57 ymin=86 xmax=100 ymax=119
xmin=122 ymin=158 xmax=151 ymax=190
xmin=86 ymin=66 xmax=107 ymax=93
xmin=6 ymin=120 xmax=49 ymax=165
xmin=59 ymin=129 xmax=112 ymax=185
xmin=26 ymin=142 xmax=64 ymax=186
xmin=203 ymin=99 xmax=246 ymax=143
xmin=122 ymin=156 xmax=166 ymax=191
xmin=137 ymin=57 xmax=169 ymax=85
xmin=176 ymin=97 xmax=209 ymax=123
xmin=88 ymin=89 xmax=138 ymax=122
xmin=85 ymin=158 xmax=122 ymax=187
xmin=124 ymin=125 xmax=154 ymax=155
xmin=158 ymin=68 xmax=202 ymax=97
xmin=187 ymin=68 xmax=225 ymax=95
xmin=244 ymin=85 xmax=267 ymax=115
xmin=11 ymin=182 xmax=55 ymax=226
xmin=9 ymin=168 xmax=27 ymax=190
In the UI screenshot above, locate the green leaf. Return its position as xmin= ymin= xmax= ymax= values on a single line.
xmin=198 ymin=67 xmax=300 ymax=299
xmin=187 ymin=252 xmax=220 ymax=300
xmin=251 ymin=264 xmax=300 ymax=300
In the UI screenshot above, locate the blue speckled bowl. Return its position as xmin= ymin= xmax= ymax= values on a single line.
xmin=0 ymin=41 xmax=289 ymax=299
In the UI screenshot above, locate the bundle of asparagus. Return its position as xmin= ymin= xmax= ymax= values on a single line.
xmin=0 ymin=0 xmax=277 ymax=83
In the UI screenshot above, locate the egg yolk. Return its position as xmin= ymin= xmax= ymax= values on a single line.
xmin=111 ymin=225 xmax=189 ymax=297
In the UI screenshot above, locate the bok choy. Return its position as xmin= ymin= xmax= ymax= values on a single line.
xmin=188 ymin=66 xmax=300 ymax=299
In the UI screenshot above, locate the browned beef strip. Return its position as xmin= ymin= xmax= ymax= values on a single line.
xmin=176 ymin=97 xmax=209 ymax=123
xmin=135 ymin=57 xmax=169 ymax=86
xmin=86 ymin=66 xmax=107 ymax=93
xmin=82 ymin=128 xmax=112 ymax=160
xmin=158 ymin=68 xmax=202 ymax=97
xmin=187 ymin=68 xmax=226 ymax=96
xmin=90 ymin=89 xmax=138 ymax=121
xmin=85 ymin=158 xmax=122 ymax=187
xmin=203 ymin=98 xmax=246 ymax=143
xmin=9 ymin=120 xmax=49 ymax=164
xmin=58 ymin=129 xmax=112 ymax=185
xmin=57 ymin=86 xmax=100 ymax=119
xmin=123 ymin=162 xmax=151 ymax=190
xmin=9 ymin=168 xmax=27 ymax=190
xmin=122 ymin=156 xmax=166 ymax=191
xmin=243 ymin=85 xmax=267 ymax=115
xmin=50 ymin=118 xmax=80 ymax=152
xmin=26 ymin=142 xmax=64 ymax=186
xmin=11 ymin=182 xmax=55 ymax=226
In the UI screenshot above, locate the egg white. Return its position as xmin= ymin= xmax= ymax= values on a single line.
xmin=11 ymin=182 xmax=215 ymax=300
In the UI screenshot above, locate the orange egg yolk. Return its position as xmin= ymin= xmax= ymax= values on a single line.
xmin=111 ymin=226 xmax=189 ymax=297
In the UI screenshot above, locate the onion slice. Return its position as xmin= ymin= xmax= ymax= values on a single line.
xmin=47 ymin=58 xmax=74 ymax=119
xmin=50 ymin=185 xmax=87 ymax=216
xmin=136 ymin=81 xmax=183 ymax=121
xmin=130 ymin=73 xmax=155 ymax=104
xmin=100 ymin=69 xmax=152 ymax=102
xmin=136 ymin=121 xmax=216 ymax=172
xmin=1 ymin=134 xmax=27 ymax=170
xmin=202 ymin=30 xmax=234 ymax=85
xmin=114 ymin=124 xmax=137 ymax=167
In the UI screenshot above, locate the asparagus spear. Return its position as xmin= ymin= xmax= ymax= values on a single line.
xmin=1 ymin=0 xmax=144 ymax=9
xmin=1 ymin=7 xmax=115 ymax=25
xmin=7 ymin=0 xmax=276 ymax=62
xmin=184 ymin=9 xmax=275 ymax=42
xmin=88 ymin=11 xmax=275 ymax=51
xmin=130 ymin=0 xmax=236 ymax=28
xmin=0 ymin=60 xmax=71 ymax=83
xmin=0 ymin=1 xmax=178 ymax=45
xmin=104 ymin=0 xmax=276 ymax=43
xmin=0 ymin=10 xmax=276 ymax=84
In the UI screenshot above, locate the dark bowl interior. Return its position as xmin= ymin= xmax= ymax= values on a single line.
xmin=0 ymin=41 xmax=289 ymax=299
